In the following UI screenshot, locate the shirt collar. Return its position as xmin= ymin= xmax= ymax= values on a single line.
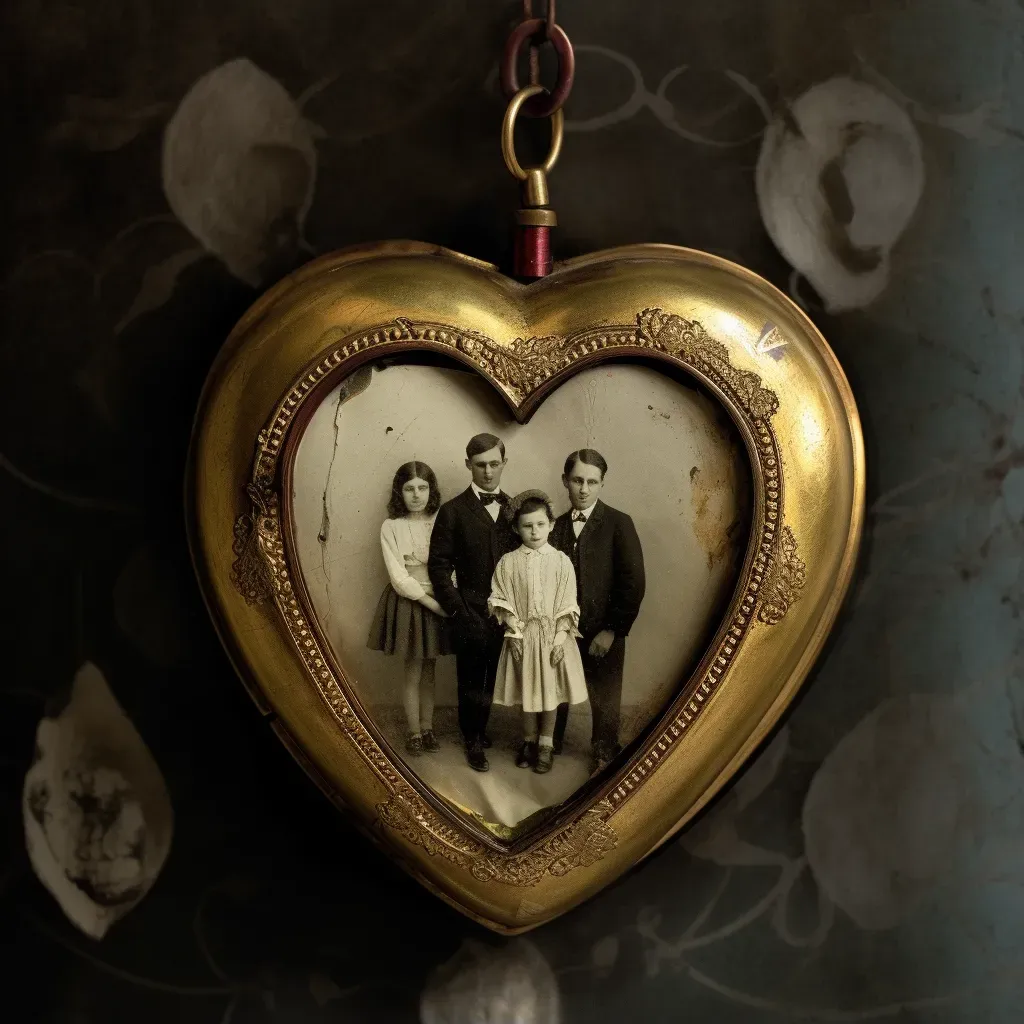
xmin=520 ymin=542 xmax=555 ymax=555
xmin=573 ymin=503 xmax=596 ymax=519
xmin=471 ymin=482 xmax=502 ymax=499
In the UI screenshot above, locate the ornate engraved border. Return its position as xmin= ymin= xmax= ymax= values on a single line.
xmin=230 ymin=308 xmax=805 ymax=884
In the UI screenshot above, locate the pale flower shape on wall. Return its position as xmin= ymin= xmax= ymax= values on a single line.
xmin=756 ymin=77 xmax=924 ymax=313
xmin=803 ymin=693 xmax=980 ymax=930
xmin=420 ymin=938 xmax=561 ymax=1024
xmin=22 ymin=662 xmax=173 ymax=940
xmin=162 ymin=57 xmax=318 ymax=287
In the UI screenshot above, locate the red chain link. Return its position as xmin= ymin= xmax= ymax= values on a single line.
xmin=500 ymin=0 xmax=573 ymax=118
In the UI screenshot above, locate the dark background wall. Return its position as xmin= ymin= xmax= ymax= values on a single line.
xmin=2 ymin=1 xmax=1022 ymax=1021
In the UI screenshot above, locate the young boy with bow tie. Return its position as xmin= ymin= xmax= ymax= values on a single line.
xmin=550 ymin=449 xmax=646 ymax=772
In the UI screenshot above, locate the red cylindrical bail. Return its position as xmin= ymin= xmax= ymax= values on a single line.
xmin=514 ymin=224 xmax=552 ymax=279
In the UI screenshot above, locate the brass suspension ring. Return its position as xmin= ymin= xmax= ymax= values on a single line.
xmin=501 ymin=85 xmax=564 ymax=182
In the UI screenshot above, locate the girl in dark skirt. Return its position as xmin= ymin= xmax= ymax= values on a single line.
xmin=367 ymin=461 xmax=451 ymax=755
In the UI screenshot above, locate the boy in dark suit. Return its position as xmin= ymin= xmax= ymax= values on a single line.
xmin=551 ymin=449 xmax=646 ymax=771
xmin=428 ymin=433 xmax=514 ymax=772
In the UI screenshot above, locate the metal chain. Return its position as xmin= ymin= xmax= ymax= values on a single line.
xmin=523 ymin=1 xmax=540 ymax=86
xmin=502 ymin=0 xmax=573 ymax=118
xmin=502 ymin=1 xmax=566 ymax=278
xmin=522 ymin=0 xmax=556 ymax=86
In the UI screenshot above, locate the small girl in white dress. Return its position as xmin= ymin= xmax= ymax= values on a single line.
xmin=367 ymin=461 xmax=450 ymax=757
xmin=488 ymin=490 xmax=588 ymax=774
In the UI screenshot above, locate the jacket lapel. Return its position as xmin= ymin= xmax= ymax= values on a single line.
xmin=577 ymin=500 xmax=604 ymax=552
xmin=576 ymin=501 xmax=605 ymax=591
xmin=463 ymin=486 xmax=509 ymax=565
xmin=462 ymin=486 xmax=494 ymax=527
xmin=553 ymin=512 xmax=571 ymax=553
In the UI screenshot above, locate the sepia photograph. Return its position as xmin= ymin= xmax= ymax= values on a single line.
xmin=291 ymin=358 xmax=751 ymax=835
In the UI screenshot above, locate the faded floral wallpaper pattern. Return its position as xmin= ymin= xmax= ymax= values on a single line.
xmin=2 ymin=0 xmax=1023 ymax=1021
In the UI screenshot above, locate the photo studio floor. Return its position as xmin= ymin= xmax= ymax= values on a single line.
xmin=373 ymin=703 xmax=599 ymax=831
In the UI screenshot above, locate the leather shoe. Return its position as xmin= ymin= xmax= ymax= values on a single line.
xmin=466 ymin=741 xmax=489 ymax=772
xmin=590 ymin=740 xmax=620 ymax=774
xmin=515 ymin=740 xmax=538 ymax=769
xmin=534 ymin=744 xmax=554 ymax=774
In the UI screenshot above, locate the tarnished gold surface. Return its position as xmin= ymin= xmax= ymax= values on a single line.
xmin=187 ymin=240 xmax=864 ymax=934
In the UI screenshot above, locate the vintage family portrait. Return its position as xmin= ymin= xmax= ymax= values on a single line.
xmin=292 ymin=359 xmax=750 ymax=833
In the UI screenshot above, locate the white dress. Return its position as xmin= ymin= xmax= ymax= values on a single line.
xmin=488 ymin=544 xmax=589 ymax=713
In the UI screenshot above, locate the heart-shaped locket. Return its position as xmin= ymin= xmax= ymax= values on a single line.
xmin=187 ymin=240 xmax=863 ymax=932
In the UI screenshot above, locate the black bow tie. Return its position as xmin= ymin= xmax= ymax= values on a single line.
xmin=572 ymin=510 xmax=587 ymax=522
xmin=479 ymin=492 xmax=503 ymax=506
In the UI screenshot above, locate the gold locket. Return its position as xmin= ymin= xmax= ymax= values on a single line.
xmin=186 ymin=20 xmax=864 ymax=933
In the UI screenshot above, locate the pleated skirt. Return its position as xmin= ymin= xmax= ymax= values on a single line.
xmin=366 ymin=585 xmax=451 ymax=659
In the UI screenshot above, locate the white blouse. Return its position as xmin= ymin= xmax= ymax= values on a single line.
xmin=379 ymin=515 xmax=436 ymax=601
xmin=487 ymin=543 xmax=580 ymax=642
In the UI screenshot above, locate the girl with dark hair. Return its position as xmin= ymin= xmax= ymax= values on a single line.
xmin=488 ymin=490 xmax=588 ymax=774
xmin=367 ymin=461 xmax=450 ymax=756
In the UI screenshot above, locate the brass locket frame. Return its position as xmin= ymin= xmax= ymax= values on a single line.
xmin=188 ymin=240 xmax=864 ymax=933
